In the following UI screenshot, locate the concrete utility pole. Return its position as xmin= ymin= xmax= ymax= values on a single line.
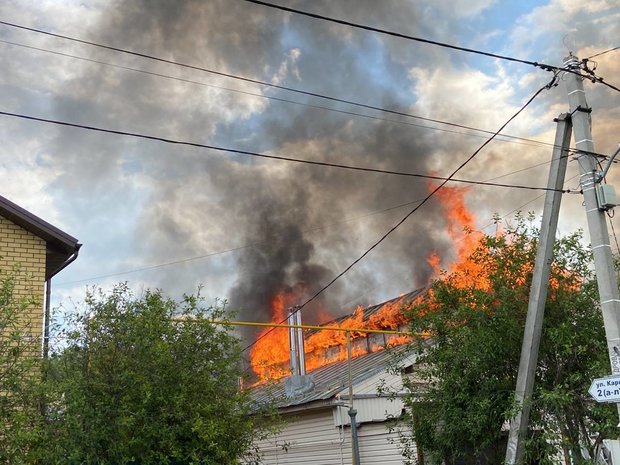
xmin=564 ymin=54 xmax=620 ymax=395
xmin=505 ymin=114 xmax=572 ymax=465
xmin=346 ymin=331 xmax=361 ymax=465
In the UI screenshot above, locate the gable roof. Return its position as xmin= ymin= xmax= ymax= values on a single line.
xmin=307 ymin=288 xmax=425 ymax=335
xmin=250 ymin=290 xmax=424 ymax=411
xmin=253 ymin=345 xmax=413 ymax=411
xmin=0 ymin=194 xmax=81 ymax=279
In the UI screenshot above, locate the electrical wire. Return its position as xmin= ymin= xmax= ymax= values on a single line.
xmin=581 ymin=62 xmax=620 ymax=94
xmin=1 ymin=22 xmax=612 ymax=151
xmin=485 ymin=172 xmax=581 ymax=232
xmin=337 ymin=172 xmax=582 ymax=311
xmin=241 ymin=74 xmax=558 ymax=354
xmin=608 ymin=212 xmax=620 ymax=258
xmin=593 ymin=78 xmax=620 ymax=94
xmin=0 ymin=110 xmax=566 ymax=193
xmin=295 ymin=78 xmax=557 ymax=309
xmin=0 ymin=38 xmax=563 ymax=151
xmin=242 ymin=0 xmax=566 ymax=73
xmin=0 ymin=20 xmax=541 ymax=132
xmin=57 ymin=157 xmax=566 ymax=286
xmin=0 ymin=20 xmax=600 ymax=144
xmin=483 ymin=158 xmax=557 ymax=183
xmin=243 ymin=1 xmax=619 ymax=94
xmin=51 ymin=172 xmax=583 ymax=351
xmin=587 ymin=47 xmax=620 ymax=60
xmin=52 ymin=173 xmax=583 ymax=345
xmin=56 ymin=201 xmax=424 ymax=286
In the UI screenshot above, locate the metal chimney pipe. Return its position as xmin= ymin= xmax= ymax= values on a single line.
xmin=287 ymin=308 xmax=298 ymax=376
xmin=295 ymin=306 xmax=306 ymax=376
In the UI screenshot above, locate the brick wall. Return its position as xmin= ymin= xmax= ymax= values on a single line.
xmin=0 ymin=215 xmax=46 ymax=344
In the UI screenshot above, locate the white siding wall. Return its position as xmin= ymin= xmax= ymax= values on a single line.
xmin=248 ymin=409 xmax=412 ymax=465
xmin=358 ymin=422 xmax=413 ymax=464
xmin=333 ymin=398 xmax=403 ymax=426
xmin=249 ymin=409 xmax=352 ymax=465
xmin=248 ymin=354 xmax=418 ymax=464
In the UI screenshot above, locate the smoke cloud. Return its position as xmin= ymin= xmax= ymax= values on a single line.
xmin=65 ymin=0 xmax=461 ymax=334
xmin=1 ymin=0 xmax=618 ymax=343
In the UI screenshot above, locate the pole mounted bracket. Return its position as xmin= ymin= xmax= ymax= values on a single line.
xmin=595 ymin=144 xmax=620 ymax=184
xmin=571 ymin=105 xmax=592 ymax=116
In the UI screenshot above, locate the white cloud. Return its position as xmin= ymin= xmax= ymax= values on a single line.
xmin=270 ymin=48 xmax=302 ymax=86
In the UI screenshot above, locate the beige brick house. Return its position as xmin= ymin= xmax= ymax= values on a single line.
xmin=0 ymin=194 xmax=80 ymax=356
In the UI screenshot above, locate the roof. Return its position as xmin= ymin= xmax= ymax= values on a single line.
xmin=250 ymin=290 xmax=425 ymax=410
xmin=0 ymin=194 xmax=81 ymax=279
xmin=253 ymin=345 xmax=413 ymax=410
xmin=305 ymin=288 xmax=425 ymax=337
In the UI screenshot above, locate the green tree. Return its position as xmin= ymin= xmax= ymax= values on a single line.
xmin=36 ymin=285 xmax=276 ymax=465
xmin=402 ymin=216 xmax=616 ymax=464
xmin=0 ymin=266 xmax=43 ymax=465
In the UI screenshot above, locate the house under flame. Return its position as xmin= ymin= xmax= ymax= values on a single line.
xmin=246 ymin=290 xmax=425 ymax=465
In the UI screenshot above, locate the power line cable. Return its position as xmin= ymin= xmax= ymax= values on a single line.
xmin=481 ymin=171 xmax=581 ymax=235
xmin=57 ymin=150 xmax=574 ymax=287
xmin=0 ymin=110 xmax=567 ymax=193
xmin=587 ymin=47 xmax=620 ymax=59
xmin=52 ymin=174 xmax=581 ymax=345
xmin=241 ymin=74 xmax=558 ymax=354
xmin=48 ymin=182 xmax=579 ymax=349
xmin=0 ymin=20 xmax=596 ymax=143
xmin=2 ymin=21 xmax=612 ymax=149
xmin=0 ymin=38 xmax=561 ymax=151
xmin=608 ymin=212 xmax=620 ymax=257
xmin=6 ymin=41 xmax=611 ymax=164
xmin=581 ymin=59 xmax=620 ymax=94
xmin=58 ymin=158 xmax=563 ymax=286
xmin=242 ymin=169 xmax=582 ymax=365
xmin=593 ymin=78 xmax=620 ymax=94
xmin=338 ymin=171 xmax=580 ymax=311
xmin=238 ymin=170 xmax=582 ymax=371
xmin=242 ymin=1 xmax=619 ymax=94
xmin=51 ymin=173 xmax=581 ymax=350
xmin=57 ymin=201 xmax=424 ymax=286
xmin=294 ymin=77 xmax=557 ymax=310
xmin=242 ymin=0 xmax=564 ymax=73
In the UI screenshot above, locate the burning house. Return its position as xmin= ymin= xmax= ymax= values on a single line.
xmin=239 ymin=184 xmax=482 ymax=464
xmin=246 ymin=290 xmax=425 ymax=465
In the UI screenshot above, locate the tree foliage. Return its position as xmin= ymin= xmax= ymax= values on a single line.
xmin=34 ymin=285 xmax=276 ymax=465
xmin=402 ymin=216 xmax=616 ymax=464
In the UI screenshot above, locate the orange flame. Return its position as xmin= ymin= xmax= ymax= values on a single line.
xmin=249 ymin=294 xmax=413 ymax=382
xmin=426 ymin=184 xmax=486 ymax=289
xmin=249 ymin=184 xmax=480 ymax=382
xmin=249 ymin=291 xmax=296 ymax=381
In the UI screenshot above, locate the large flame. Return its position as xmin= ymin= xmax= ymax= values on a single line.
xmin=249 ymin=291 xmax=297 ymax=381
xmin=304 ymin=297 xmax=413 ymax=372
xmin=249 ymin=294 xmax=414 ymax=382
xmin=249 ymin=184 xmax=479 ymax=382
xmin=427 ymin=184 xmax=486 ymax=289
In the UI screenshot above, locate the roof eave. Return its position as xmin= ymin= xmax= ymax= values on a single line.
xmin=0 ymin=195 xmax=81 ymax=279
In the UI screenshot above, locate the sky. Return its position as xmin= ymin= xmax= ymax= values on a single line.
xmin=0 ymin=0 xmax=619 ymax=343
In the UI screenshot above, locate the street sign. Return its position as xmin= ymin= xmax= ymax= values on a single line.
xmin=589 ymin=375 xmax=620 ymax=403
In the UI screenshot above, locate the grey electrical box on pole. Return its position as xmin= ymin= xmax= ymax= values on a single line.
xmin=504 ymin=113 xmax=572 ymax=465
xmin=563 ymin=54 xmax=620 ymax=428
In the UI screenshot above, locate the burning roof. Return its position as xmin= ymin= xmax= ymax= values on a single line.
xmin=252 ymin=345 xmax=414 ymax=410
xmin=249 ymin=289 xmax=423 ymax=384
xmin=246 ymin=182 xmax=482 ymax=387
xmin=306 ymin=289 xmax=425 ymax=335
